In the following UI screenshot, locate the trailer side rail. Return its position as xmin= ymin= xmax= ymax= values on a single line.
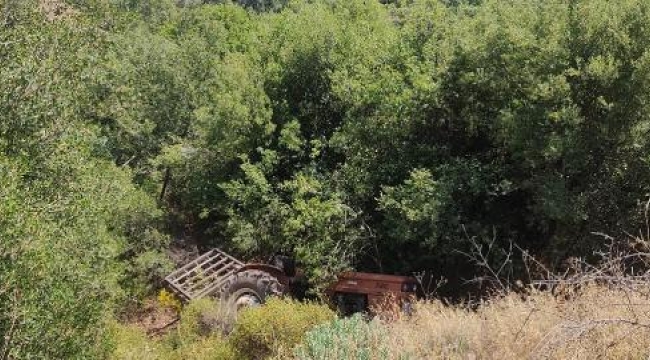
xmin=164 ymin=248 xmax=244 ymax=301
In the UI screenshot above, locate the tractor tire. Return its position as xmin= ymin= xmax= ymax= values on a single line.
xmin=222 ymin=270 xmax=282 ymax=312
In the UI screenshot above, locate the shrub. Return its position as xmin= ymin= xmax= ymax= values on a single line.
xmin=110 ymin=298 xmax=237 ymax=360
xmin=158 ymin=289 xmax=183 ymax=314
xmin=127 ymin=250 xmax=175 ymax=298
xmin=167 ymin=336 xmax=237 ymax=360
xmin=229 ymin=298 xmax=335 ymax=359
xmin=110 ymin=321 xmax=237 ymax=360
xmin=109 ymin=322 xmax=171 ymax=360
xmin=168 ymin=298 xmax=229 ymax=346
xmin=294 ymin=314 xmax=391 ymax=360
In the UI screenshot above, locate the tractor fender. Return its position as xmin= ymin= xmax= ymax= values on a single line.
xmin=235 ymin=264 xmax=290 ymax=290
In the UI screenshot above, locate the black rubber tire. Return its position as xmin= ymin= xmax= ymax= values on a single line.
xmin=222 ymin=270 xmax=282 ymax=310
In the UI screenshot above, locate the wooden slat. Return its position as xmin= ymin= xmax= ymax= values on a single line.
xmin=166 ymin=250 xmax=219 ymax=283
xmin=172 ymin=249 xmax=216 ymax=274
xmin=165 ymin=249 xmax=217 ymax=281
xmin=193 ymin=263 xmax=243 ymax=298
xmin=193 ymin=266 xmax=240 ymax=298
xmin=173 ymin=253 xmax=229 ymax=284
xmin=216 ymin=249 xmax=245 ymax=267
xmin=172 ymin=283 xmax=194 ymax=301
xmin=184 ymin=260 xmax=239 ymax=293
xmin=164 ymin=248 xmax=245 ymax=301
xmin=194 ymin=277 xmax=232 ymax=299
xmin=187 ymin=264 xmax=242 ymax=297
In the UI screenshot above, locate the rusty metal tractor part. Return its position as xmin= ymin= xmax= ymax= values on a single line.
xmin=326 ymin=272 xmax=418 ymax=316
xmin=165 ymin=248 xmax=419 ymax=316
xmin=164 ymin=248 xmax=290 ymax=313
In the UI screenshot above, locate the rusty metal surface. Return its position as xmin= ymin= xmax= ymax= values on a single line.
xmin=328 ymin=272 xmax=417 ymax=295
xmin=327 ymin=271 xmax=418 ymax=314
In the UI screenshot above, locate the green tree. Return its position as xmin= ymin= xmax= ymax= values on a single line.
xmin=0 ymin=2 xmax=170 ymax=357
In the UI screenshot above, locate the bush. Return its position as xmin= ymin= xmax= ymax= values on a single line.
xmin=294 ymin=314 xmax=390 ymax=360
xmin=110 ymin=322 xmax=236 ymax=360
xmin=158 ymin=289 xmax=183 ymax=314
xmin=167 ymin=336 xmax=237 ymax=360
xmin=110 ymin=322 xmax=171 ymax=360
xmin=229 ymin=298 xmax=335 ymax=359
xmin=110 ymin=298 xmax=237 ymax=360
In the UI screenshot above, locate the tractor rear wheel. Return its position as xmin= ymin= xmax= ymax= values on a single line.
xmin=222 ymin=270 xmax=282 ymax=312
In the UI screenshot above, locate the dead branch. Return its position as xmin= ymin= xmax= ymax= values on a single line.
xmin=413 ymin=271 xmax=447 ymax=301
xmin=457 ymin=225 xmax=515 ymax=293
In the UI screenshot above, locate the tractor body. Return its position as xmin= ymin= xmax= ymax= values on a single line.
xmin=326 ymin=272 xmax=418 ymax=315
xmin=165 ymin=248 xmax=417 ymax=315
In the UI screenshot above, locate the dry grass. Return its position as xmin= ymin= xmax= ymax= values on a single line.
xmin=39 ymin=0 xmax=77 ymax=21
xmin=366 ymin=200 xmax=650 ymax=359
xmin=378 ymin=286 xmax=650 ymax=360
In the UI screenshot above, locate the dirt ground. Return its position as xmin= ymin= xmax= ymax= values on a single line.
xmin=39 ymin=0 xmax=77 ymax=21
xmin=127 ymin=299 xmax=179 ymax=337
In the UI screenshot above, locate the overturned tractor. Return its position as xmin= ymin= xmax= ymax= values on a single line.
xmin=164 ymin=248 xmax=417 ymax=315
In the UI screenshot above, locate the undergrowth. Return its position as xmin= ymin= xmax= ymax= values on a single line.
xmin=112 ymin=286 xmax=650 ymax=360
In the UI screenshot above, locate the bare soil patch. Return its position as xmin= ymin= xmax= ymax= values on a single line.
xmin=39 ymin=0 xmax=77 ymax=21
xmin=126 ymin=299 xmax=179 ymax=337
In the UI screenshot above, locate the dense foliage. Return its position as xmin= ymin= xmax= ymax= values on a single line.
xmin=2 ymin=0 xmax=650 ymax=357
xmin=0 ymin=0 xmax=169 ymax=357
xmin=154 ymin=0 xmax=650 ymax=278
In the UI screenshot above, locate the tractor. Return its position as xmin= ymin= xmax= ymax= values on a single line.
xmin=164 ymin=248 xmax=417 ymax=315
